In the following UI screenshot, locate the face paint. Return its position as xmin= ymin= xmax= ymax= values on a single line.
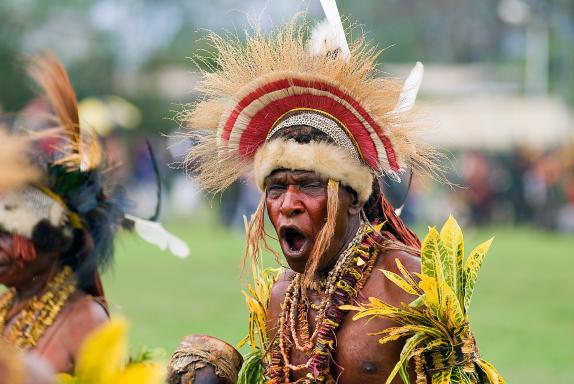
xmin=0 ymin=187 xmax=67 ymax=239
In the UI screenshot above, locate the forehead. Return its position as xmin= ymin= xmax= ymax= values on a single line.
xmin=265 ymin=169 xmax=325 ymax=182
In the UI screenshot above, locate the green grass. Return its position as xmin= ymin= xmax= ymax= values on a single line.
xmin=103 ymin=210 xmax=574 ymax=383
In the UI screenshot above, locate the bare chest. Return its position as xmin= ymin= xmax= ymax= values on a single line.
xmin=288 ymin=308 xmax=404 ymax=384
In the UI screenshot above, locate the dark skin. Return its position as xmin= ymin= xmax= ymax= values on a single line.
xmin=265 ymin=170 xmax=420 ymax=384
xmin=0 ymin=233 xmax=108 ymax=373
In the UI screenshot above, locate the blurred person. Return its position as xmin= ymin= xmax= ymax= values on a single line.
xmin=556 ymin=170 xmax=574 ymax=232
xmin=0 ymin=53 xmax=187 ymax=373
xmin=179 ymin=3 xmax=501 ymax=383
xmin=461 ymin=152 xmax=493 ymax=226
xmin=0 ymin=339 xmax=55 ymax=384
xmin=231 ymin=173 xmax=262 ymax=230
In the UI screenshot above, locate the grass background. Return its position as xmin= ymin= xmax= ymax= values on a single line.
xmin=103 ymin=209 xmax=574 ymax=383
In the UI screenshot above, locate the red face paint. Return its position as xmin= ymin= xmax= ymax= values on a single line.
xmin=0 ymin=232 xmax=42 ymax=287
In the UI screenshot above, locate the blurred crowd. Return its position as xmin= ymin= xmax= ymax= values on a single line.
xmin=3 ymin=96 xmax=573 ymax=234
xmin=399 ymin=146 xmax=574 ymax=232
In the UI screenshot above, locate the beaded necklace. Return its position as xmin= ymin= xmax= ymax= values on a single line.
xmin=267 ymin=223 xmax=382 ymax=383
xmin=0 ymin=266 xmax=77 ymax=349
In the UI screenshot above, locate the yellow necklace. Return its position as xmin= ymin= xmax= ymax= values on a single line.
xmin=0 ymin=266 xmax=77 ymax=349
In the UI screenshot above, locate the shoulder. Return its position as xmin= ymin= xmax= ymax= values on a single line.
xmin=379 ymin=247 xmax=420 ymax=276
xmin=269 ymin=269 xmax=295 ymax=305
xmin=60 ymin=292 xmax=109 ymax=355
xmin=361 ymin=244 xmax=420 ymax=307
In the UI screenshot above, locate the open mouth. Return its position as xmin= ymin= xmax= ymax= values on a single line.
xmin=280 ymin=227 xmax=308 ymax=255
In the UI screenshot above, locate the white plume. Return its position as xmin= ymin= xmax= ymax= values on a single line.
xmin=308 ymin=0 xmax=350 ymax=59
xmin=394 ymin=61 xmax=424 ymax=113
xmin=126 ymin=214 xmax=190 ymax=258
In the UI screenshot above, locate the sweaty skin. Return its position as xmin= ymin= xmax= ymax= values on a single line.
xmin=0 ymin=233 xmax=108 ymax=373
xmin=265 ymin=170 xmax=420 ymax=383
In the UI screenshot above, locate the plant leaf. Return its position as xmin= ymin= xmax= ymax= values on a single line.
xmin=440 ymin=215 xmax=464 ymax=306
xmin=56 ymin=374 xmax=78 ymax=384
xmin=381 ymin=268 xmax=418 ymax=295
xmin=421 ymin=227 xmax=447 ymax=306
xmin=117 ymin=363 xmax=164 ymax=384
xmin=463 ymin=237 xmax=494 ymax=311
xmin=417 ymin=274 xmax=440 ymax=314
xmin=408 ymin=294 xmax=425 ymax=308
xmin=75 ymin=318 xmax=128 ymax=383
xmin=431 ymin=369 xmax=452 ymax=384
xmin=476 ymin=359 xmax=505 ymax=384
xmin=442 ymin=281 xmax=466 ymax=328
xmin=238 ymin=349 xmax=265 ymax=384
xmin=385 ymin=332 xmax=428 ymax=384
xmin=421 ymin=227 xmax=440 ymax=280
xmin=395 ymin=259 xmax=424 ymax=295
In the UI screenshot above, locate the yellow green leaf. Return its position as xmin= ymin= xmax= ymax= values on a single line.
xmin=431 ymin=369 xmax=452 ymax=384
xmin=395 ymin=259 xmax=423 ymax=295
xmin=75 ymin=318 xmax=128 ymax=383
xmin=408 ymin=294 xmax=425 ymax=308
xmin=421 ymin=227 xmax=440 ymax=280
xmin=450 ymin=366 xmax=473 ymax=384
xmin=339 ymin=304 xmax=363 ymax=312
xmin=56 ymin=374 xmax=78 ymax=384
xmin=381 ymin=268 xmax=418 ymax=295
xmin=117 ymin=363 xmax=164 ymax=384
xmin=348 ymin=302 xmax=404 ymax=320
xmin=476 ymin=359 xmax=505 ymax=384
xmin=441 ymin=281 xmax=466 ymax=328
xmin=440 ymin=215 xmax=464 ymax=305
xmin=421 ymin=227 xmax=447 ymax=306
xmin=463 ymin=237 xmax=494 ymax=311
xmin=385 ymin=332 xmax=428 ymax=384
xmin=240 ymin=262 xmax=281 ymax=352
xmin=418 ymin=274 xmax=440 ymax=312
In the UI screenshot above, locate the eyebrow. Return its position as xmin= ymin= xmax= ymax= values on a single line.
xmin=265 ymin=170 xmax=323 ymax=184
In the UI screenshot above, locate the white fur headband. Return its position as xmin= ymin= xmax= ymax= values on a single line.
xmin=253 ymin=139 xmax=374 ymax=203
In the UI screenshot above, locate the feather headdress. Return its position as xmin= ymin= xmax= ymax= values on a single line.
xmin=183 ymin=5 xmax=439 ymax=199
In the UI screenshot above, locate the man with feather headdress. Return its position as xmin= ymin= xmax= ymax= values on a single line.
xmin=0 ymin=52 xmax=188 ymax=374
xmin=180 ymin=1 xmax=504 ymax=383
xmin=181 ymin=1 xmax=428 ymax=381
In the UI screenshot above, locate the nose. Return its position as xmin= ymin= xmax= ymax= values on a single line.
xmin=279 ymin=185 xmax=305 ymax=217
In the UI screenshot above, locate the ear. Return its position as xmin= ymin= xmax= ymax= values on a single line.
xmin=345 ymin=188 xmax=363 ymax=216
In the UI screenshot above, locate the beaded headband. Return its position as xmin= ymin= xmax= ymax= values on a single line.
xmin=267 ymin=110 xmax=361 ymax=161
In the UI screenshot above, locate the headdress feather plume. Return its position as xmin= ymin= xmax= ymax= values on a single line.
xmin=312 ymin=0 xmax=350 ymax=59
xmin=28 ymin=52 xmax=101 ymax=172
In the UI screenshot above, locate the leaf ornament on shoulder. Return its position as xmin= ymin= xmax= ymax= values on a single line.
xmin=341 ymin=215 xmax=504 ymax=384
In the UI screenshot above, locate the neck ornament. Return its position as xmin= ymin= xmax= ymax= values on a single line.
xmin=0 ymin=265 xmax=77 ymax=349
xmin=268 ymin=222 xmax=382 ymax=383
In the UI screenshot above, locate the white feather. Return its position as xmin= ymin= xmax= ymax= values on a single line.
xmin=394 ymin=62 xmax=424 ymax=113
xmin=310 ymin=0 xmax=349 ymax=59
xmin=126 ymin=214 xmax=190 ymax=258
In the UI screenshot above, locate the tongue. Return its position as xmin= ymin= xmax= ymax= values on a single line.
xmin=290 ymin=233 xmax=305 ymax=251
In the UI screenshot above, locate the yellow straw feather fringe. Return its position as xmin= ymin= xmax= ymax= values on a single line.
xmin=302 ymin=179 xmax=339 ymax=289
xmin=0 ymin=129 xmax=39 ymax=192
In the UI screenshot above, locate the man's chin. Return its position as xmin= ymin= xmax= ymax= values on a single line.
xmin=280 ymin=247 xmax=309 ymax=274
